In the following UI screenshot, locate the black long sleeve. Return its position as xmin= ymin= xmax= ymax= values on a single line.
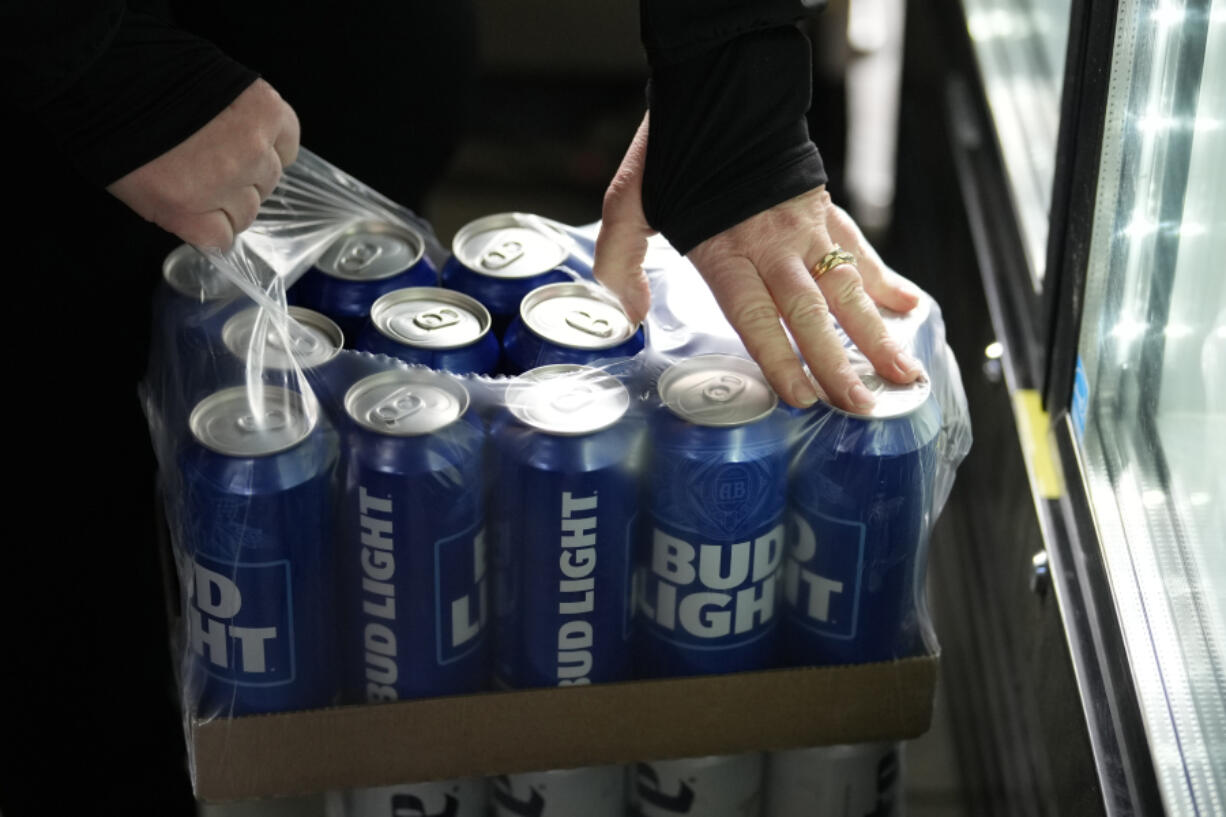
xmin=1 ymin=2 xmax=257 ymax=187
xmin=640 ymin=0 xmax=829 ymax=254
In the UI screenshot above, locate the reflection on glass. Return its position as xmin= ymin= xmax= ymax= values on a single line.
xmin=1077 ymin=1 xmax=1226 ymax=814
xmin=961 ymin=0 xmax=1071 ymax=284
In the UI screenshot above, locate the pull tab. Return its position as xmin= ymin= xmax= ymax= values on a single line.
xmin=372 ymin=387 xmax=424 ymax=425
xmin=413 ymin=307 xmax=461 ymax=331
xmin=549 ymin=383 xmax=597 ymax=414
xmin=700 ymin=374 xmax=746 ymax=404
xmin=564 ymin=310 xmax=614 ymax=338
xmin=267 ymin=328 xmax=319 ymax=355
xmin=237 ymin=408 xmax=288 ymax=433
xmin=480 ymin=239 xmax=524 ymax=270
xmin=338 ymin=239 xmax=383 ymax=274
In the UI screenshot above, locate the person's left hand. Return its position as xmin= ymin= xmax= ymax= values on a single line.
xmin=593 ymin=113 xmax=923 ymax=412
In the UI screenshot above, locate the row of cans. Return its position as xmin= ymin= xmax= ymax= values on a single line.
xmin=179 ymin=352 xmax=939 ymax=715
xmin=151 ymin=215 xmax=642 ymax=427
xmin=326 ymin=744 xmax=903 ymax=817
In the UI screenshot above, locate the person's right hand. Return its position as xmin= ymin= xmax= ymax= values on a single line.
xmin=107 ymin=78 xmax=299 ymax=250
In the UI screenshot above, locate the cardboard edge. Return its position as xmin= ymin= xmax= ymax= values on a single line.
xmin=193 ymin=655 xmax=937 ymax=802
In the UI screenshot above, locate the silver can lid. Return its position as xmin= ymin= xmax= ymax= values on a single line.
xmin=369 ymin=287 xmax=491 ymax=350
xmin=316 ymin=220 xmax=424 ymax=281
xmin=163 ymin=244 xmax=239 ymax=300
xmin=520 ymin=282 xmax=638 ymax=351
xmin=879 ymin=294 xmax=932 ymax=336
xmin=506 ymin=364 xmax=630 ymax=435
xmin=345 ymin=369 xmax=470 ymax=436
xmin=222 ymin=307 xmax=343 ymax=371
xmin=659 ymin=355 xmax=777 ymax=427
xmin=825 ymin=359 xmax=932 ymax=419
xmin=189 ymin=386 xmax=316 ymax=457
xmin=453 ymin=213 xmax=570 ymax=280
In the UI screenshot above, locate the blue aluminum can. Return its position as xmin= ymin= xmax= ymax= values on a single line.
xmin=637 ymin=355 xmax=790 ymax=678
xmin=150 ymin=245 xmax=244 ymax=435
xmin=357 ymin=287 xmax=500 ymax=375
xmin=178 ymin=385 xmax=339 ymax=716
xmin=782 ymin=362 xmax=941 ymax=665
xmin=440 ymin=213 xmax=579 ymax=330
xmin=340 ymin=369 xmax=489 ymax=702
xmin=289 ymin=221 xmax=438 ymax=342
xmin=490 ymin=365 xmax=641 ymax=688
xmin=501 ymin=282 xmax=645 ymax=375
xmin=220 ymin=305 xmax=364 ymax=414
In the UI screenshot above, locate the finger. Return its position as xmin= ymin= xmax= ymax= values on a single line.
xmin=220 ymin=185 xmax=263 ymax=238
xmin=758 ymin=254 xmax=878 ymax=412
xmin=167 ymin=211 xmax=235 ymax=252
xmin=593 ymin=114 xmax=653 ymax=322
xmin=250 ymin=147 xmax=283 ymax=200
xmin=827 ymin=204 xmax=919 ymax=312
xmin=699 ymin=255 xmax=819 ymax=409
xmin=817 ymin=262 xmax=922 ymax=384
xmin=272 ymin=105 xmax=301 ymax=169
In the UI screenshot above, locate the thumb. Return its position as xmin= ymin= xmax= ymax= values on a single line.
xmin=593 ymin=114 xmax=654 ymax=324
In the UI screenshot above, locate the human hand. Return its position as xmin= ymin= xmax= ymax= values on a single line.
xmin=107 ymin=79 xmax=300 ymax=250
xmin=593 ymin=114 xmax=923 ymax=412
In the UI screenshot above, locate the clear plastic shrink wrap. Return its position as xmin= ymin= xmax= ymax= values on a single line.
xmin=142 ymin=152 xmax=970 ymax=784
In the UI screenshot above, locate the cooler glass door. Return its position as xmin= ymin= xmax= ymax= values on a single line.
xmin=1073 ymin=1 xmax=1226 ymax=814
xmin=961 ymin=0 xmax=1072 ymax=285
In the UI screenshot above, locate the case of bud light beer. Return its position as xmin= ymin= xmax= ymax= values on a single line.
xmin=141 ymin=150 xmax=970 ymax=800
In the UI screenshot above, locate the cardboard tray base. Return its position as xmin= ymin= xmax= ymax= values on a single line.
xmin=192 ymin=655 xmax=937 ymax=802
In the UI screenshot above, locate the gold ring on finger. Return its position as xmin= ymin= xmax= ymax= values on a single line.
xmin=812 ymin=246 xmax=857 ymax=280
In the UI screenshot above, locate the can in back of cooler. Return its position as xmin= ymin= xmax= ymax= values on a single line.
xmin=783 ymin=361 xmax=941 ymax=666
xmin=440 ymin=213 xmax=578 ymax=330
xmin=501 ymin=282 xmax=645 ymax=374
xmin=151 ymin=245 xmax=244 ymax=431
xmin=492 ymin=767 xmax=625 ymax=817
xmin=290 ymin=220 xmax=438 ymax=341
xmin=340 ymin=778 xmax=488 ymax=817
xmin=631 ymin=753 xmax=765 ymax=817
xmin=490 ymin=365 xmax=641 ymax=688
xmin=178 ymin=385 xmax=338 ymax=716
xmin=637 ymin=355 xmax=790 ymax=677
xmin=341 ymin=369 xmax=489 ymax=702
xmin=221 ymin=305 xmax=362 ymax=413
xmin=766 ymin=743 xmax=903 ymax=817
xmin=358 ymin=287 xmax=500 ymax=375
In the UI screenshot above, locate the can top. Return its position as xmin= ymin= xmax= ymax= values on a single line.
xmin=315 ymin=220 xmax=424 ymax=281
xmin=659 ymin=354 xmax=777 ymax=427
xmin=506 ymin=364 xmax=629 ymax=435
xmin=189 ymin=385 xmax=316 ymax=457
xmin=345 ymin=369 xmax=470 ymax=436
xmin=824 ymin=359 xmax=932 ymax=420
xmin=879 ymin=294 xmax=932 ymax=336
xmin=520 ymin=282 xmax=639 ymax=350
xmin=163 ymin=244 xmax=239 ymax=301
xmin=369 ymin=287 xmax=492 ymax=350
xmin=452 ymin=213 xmax=570 ymax=280
xmin=222 ymin=306 xmax=343 ymax=371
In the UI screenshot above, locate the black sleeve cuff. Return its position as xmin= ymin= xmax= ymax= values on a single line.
xmin=642 ymin=25 xmax=827 ymax=255
xmin=640 ymin=0 xmax=826 ymax=65
xmin=31 ymin=10 xmax=258 ymax=187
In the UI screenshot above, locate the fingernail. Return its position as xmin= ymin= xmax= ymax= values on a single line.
xmin=793 ymin=379 xmax=819 ymax=408
xmin=851 ymin=383 xmax=876 ymax=410
xmin=894 ymin=350 xmax=923 ymax=379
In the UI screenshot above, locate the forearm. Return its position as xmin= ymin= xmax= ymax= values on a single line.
xmin=2 ymin=3 xmax=257 ymax=186
xmin=639 ymin=0 xmax=829 ymax=254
